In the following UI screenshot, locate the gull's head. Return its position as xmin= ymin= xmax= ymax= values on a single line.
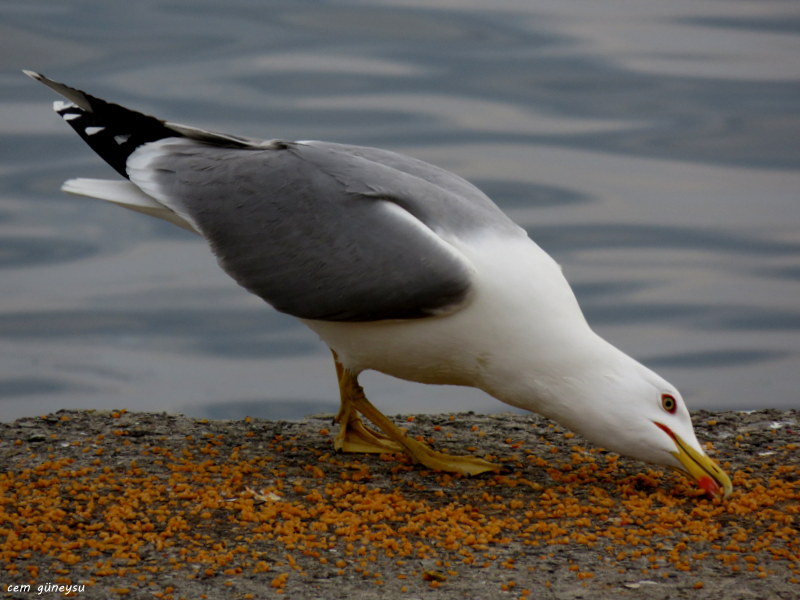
xmin=533 ymin=349 xmax=733 ymax=500
xmin=624 ymin=381 xmax=732 ymax=500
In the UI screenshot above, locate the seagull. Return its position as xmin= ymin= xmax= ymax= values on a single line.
xmin=25 ymin=71 xmax=732 ymax=498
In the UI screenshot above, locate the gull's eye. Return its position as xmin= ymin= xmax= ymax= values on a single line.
xmin=661 ymin=393 xmax=677 ymax=414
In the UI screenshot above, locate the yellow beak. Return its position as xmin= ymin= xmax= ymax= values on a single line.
xmin=655 ymin=422 xmax=733 ymax=499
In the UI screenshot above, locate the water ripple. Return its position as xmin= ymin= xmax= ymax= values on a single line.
xmin=529 ymin=224 xmax=800 ymax=257
xmin=0 ymin=236 xmax=99 ymax=268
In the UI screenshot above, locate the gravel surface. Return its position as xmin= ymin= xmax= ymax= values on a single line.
xmin=1 ymin=408 xmax=797 ymax=599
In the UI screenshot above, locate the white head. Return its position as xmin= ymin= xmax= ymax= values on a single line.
xmin=513 ymin=340 xmax=732 ymax=499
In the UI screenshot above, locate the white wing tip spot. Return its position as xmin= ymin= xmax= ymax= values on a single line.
xmin=53 ymin=100 xmax=79 ymax=112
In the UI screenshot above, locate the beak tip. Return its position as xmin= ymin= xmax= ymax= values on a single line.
xmin=698 ymin=475 xmax=720 ymax=497
xmin=697 ymin=474 xmax=733 ymax=500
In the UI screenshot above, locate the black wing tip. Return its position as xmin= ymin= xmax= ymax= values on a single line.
xmin=25 ymin=69 xmax=183 ymax=178
xmin=25 ymin=70 xmax=257 ymax=179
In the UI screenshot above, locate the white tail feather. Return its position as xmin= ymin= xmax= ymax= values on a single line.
xmin=62 ymin=178 xmax=200 ymax=234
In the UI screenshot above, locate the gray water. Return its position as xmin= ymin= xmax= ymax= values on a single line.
xmin=1 ymin=0 xmax=799 ymax=422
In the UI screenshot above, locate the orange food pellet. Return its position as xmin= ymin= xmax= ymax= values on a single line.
xmin=271 ymin=572 xmax=288 ymax=589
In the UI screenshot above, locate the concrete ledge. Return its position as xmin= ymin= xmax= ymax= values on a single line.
xmin=1 ymin=409 xmax=797 ymax=599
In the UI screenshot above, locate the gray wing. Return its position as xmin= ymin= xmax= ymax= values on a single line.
xmin=128 ymin=139 xmax=522 ymax=322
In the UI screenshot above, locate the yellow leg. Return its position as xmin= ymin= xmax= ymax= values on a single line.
xmin=332 ymin=355 xmax=404 ymax=454
xmin=331 ymin=353 xmax=501 ymax=476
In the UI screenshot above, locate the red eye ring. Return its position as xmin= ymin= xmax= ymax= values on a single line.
xmin=661 ymin=393 xmax=677 ymax=414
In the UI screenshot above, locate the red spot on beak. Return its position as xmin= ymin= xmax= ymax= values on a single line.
xmin=698 ymin=475 xmax=721 ymax=498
